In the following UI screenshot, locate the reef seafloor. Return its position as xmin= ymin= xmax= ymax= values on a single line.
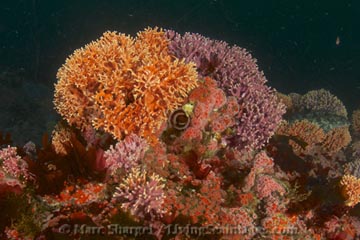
xmin=1 ymin=27 xmax=360 ymax=240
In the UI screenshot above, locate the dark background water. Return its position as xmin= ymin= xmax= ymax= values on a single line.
xmin=0 ymin=0 xmax=359 ymax=145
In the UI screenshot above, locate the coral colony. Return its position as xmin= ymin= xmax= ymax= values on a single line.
xmin=1 ymin=27 xmax=360 ymax=240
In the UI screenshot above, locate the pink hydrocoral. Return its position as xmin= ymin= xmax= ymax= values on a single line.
xmin=0 ymin=145 xmax=32 ymax=197
xmin=0 ymin=145 xmax=31 ymax=181
xmin=104 ymin=133 xmax=149 ymax=176
xmin=166 ymin=31 xmax=285 ymax=150
xmin=113 ymin=167 xmax=166 ymax=221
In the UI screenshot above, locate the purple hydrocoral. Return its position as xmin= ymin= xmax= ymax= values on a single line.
xmin=299 ymin=89 xmax=348 ymax=117
xmin=104 ymin=133 xmax=149 ymax=175
xmin=113 ymin=167 xmax=166 ymax=221
xmin=166 ymin=31 xmax=285 ymax=150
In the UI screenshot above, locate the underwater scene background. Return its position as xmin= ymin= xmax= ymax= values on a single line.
xmin=0 ymin=0 xmax=359 ymax=145
xmin=0 ymin=0 xmax=360 ymax=239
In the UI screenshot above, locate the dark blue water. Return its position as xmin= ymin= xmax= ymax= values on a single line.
xmin=0 ymin=0 xmax=359 ymax=144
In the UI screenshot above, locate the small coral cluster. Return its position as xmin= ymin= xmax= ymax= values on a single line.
xmin=0 ymin=27 xmax=360 ymax=240
xmin=278 ymin=89 xmax=352 ymax=155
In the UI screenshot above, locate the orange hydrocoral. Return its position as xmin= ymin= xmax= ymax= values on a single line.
xmin=54 ymin=31 xmax=134 ymax=130
xmin=321 ymin=126 xmax=351 ymax=154
xmin=54 ymin=27 xmax=198 ymax=143
xmin=51 ymin=124 xmax=71 ymax=156
xmin=340 ymin=174 xmax=360 ymax=207
xmin=276 ymin=120 xmax=325 ymax=154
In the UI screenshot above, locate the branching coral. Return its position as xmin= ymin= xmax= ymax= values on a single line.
xmin=276 ymin=92 xmax=294 ymax=114
xmin=321 ymin=126 xmax=351 ymax=154
xmin=340 ymin=174 xmax=360 ymax=207
xmin=0 ymin=146 xmax=31 ymax=181
xmin=298 ymin=89 xmax=348 ymax=117
xmin=51 ymin=123 xmax=72 ymax=156
xmin=113 ymin=167 xmax=166 ymax=221
xmin=54 ymin=31 xmax=130 ymax=130
xmin=54 ymin=27 xmax=198 ymax=144
xmin=104 ymin=133 xmax=148 ymax=177
xmin=277 ymin=119 xmax=351 ymax=156
xmin=276 ymin=120 xmax=326 ymax=155
xmin=166 ymin=31 xmax=285 ymax=150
